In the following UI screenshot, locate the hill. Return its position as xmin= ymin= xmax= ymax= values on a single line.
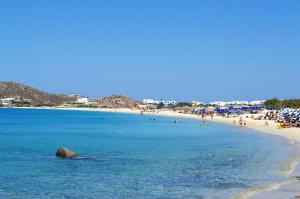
xmin=97 ymin=95 xmax=140 ymax=109
xmin=0 ymin=82 xmax=75 ymax=106
xmin=0 ymin=82 xmax=140 ymax=108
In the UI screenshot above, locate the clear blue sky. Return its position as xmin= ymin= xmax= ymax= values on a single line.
xmin=0 ymin=1 xmax=299 ymax=102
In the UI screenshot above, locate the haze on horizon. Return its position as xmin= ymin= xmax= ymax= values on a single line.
xmin=0 ymin=1 xmax=299 ymax=102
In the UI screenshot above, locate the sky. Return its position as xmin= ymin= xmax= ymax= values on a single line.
xmin=0 ymin=0 xmax=299 ymax=102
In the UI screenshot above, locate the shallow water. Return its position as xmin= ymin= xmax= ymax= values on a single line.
xmin=0 ymin=108 xmax=295 ymax=198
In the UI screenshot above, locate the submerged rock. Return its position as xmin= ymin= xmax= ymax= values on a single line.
xmin=55 ymin=147 xmax=78 ymax=158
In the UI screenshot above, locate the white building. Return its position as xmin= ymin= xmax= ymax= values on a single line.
xmin=76 ymin=97 xmax=97 ymax=104
xmin=0 ymin=98 xmax=15 ymax=106
xmin=229 ymin=101 xmax=249 ymax=105
xmin=161 ymin=100 xmax=177 ymax=106
xmin=142 ymin=99 xmax=155 ymax=104
xmin=142 ymin=99 xmax=176 ymax=106
xmin=68 ymin=93 xmax=80 ymax=97
xmin=249 ymin=100 xmax=265 ymax=105
xmin=209 ymin=100 xmax=265 ymax=107
xmin=209 ymin=101 xmax=228 ymax=107
xmin=196 ymin=102 xmax=205 ymax=106
xmin=192 ymin=101 xmax=206 ymax=106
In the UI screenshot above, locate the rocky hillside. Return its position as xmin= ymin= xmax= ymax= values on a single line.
xmin=97 ymin=95 xmax=140 ymax=109
xmin=0 ymin=82 xmax=140 ymax=108
xmin=0 ymin=82 xmax=75 ymax=106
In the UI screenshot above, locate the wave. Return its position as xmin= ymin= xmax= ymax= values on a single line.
xmin=233 ymin=177 xmax=298 ymax=199
xmin=234 ymin=140 xmax=300 ymax=199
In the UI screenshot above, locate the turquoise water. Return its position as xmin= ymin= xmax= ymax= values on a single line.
xmin=0 ymin=108 xmax=294 ymax=199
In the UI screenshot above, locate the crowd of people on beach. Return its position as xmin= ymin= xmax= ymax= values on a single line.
xmin=144 ymin=105 xmax=300 ymax=129
xmin=192 ymin=107 xmax=300 ymax=129
xmin=276 ymin=108 xmax=300 ymax=128
xmin=250 ymin=109 xmax=300 ymax=128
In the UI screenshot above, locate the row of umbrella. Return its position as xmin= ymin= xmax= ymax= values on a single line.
xmin=214 ymin=106 xmax=263 ymax=113
xmin=192 ymin=106 xmax=264 ymax=114
xmin=281 ymin=108 xmax=300 ymax=119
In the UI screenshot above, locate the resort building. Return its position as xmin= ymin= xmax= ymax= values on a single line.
xmin=209 ymin=101 xmax=228 ymax=107
xmin=0 ymin=97 xmax=31 ymax=106
xmin=209 ymin=100 xmax=265 ymax=107
xmin=192 ymin=101 xmax=206 ymax=106
xmin=68 ymin=93 xmax=80 ymax=98
xmin=76 ymin=97 xmax=97 ymax=105
xmin=142 ymin=99 xmax=176 ymax=106
xmin=142 ymin=99 xmax=155 ymax=104
xmin=249 ymin=100 xmax=266 ymax=105
xmin=0 ymin=97 xmax=15 ymax=106
xmin=162 ymin=100 xmax=177 ymax=106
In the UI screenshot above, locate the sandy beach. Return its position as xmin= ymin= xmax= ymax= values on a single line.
xmin=11 ymin=106 xmax=300 ymax=198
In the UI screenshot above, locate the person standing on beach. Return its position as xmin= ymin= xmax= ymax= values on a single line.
xmin=239 ymin=117 xmax=243 ymax=126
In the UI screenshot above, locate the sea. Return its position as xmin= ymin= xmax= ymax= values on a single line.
xmin=0 ymin=108 xmax=297 ymax=199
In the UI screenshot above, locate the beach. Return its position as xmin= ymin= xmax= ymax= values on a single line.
xmin=9 ymin=106 xmax=300 ymax=198
xmin=2 ymin=0 xmax=299 ymax=197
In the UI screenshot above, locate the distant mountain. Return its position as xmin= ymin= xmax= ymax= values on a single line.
xmin=0 ymin=82 xmax=75 ymax=106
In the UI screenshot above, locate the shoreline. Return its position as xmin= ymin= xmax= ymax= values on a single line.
xmin=12 ymin=106 xmax=300 ymax=142
xmin=3 ymin=106 xmax=300 ymax=198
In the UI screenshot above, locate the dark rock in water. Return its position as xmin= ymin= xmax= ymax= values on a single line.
xmin=55 ymin=147 xmax=78 ymax=158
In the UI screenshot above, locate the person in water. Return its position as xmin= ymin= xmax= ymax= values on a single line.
xmin=202 ymin=120 xmax=207 ymax=127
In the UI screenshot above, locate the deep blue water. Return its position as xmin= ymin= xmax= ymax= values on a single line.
xmin=0 ymin=108 xmax=294 ymax=199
